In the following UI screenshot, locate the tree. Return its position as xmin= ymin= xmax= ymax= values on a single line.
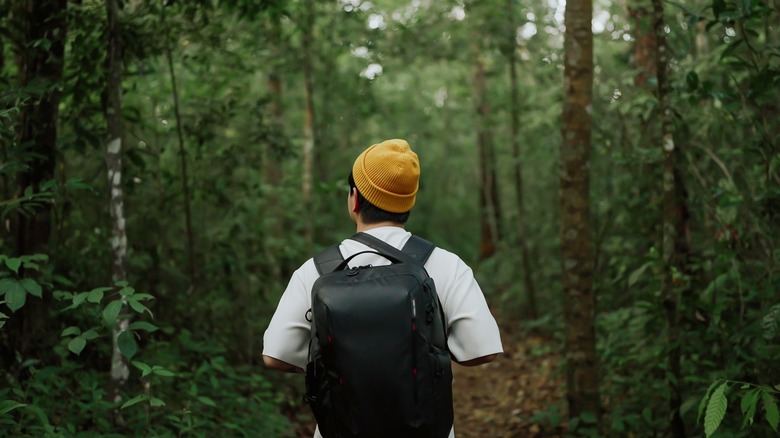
xmin=560 ymin=0 xmax=600 ymax=422
xmin=104 ymin=0 xmax=130 ymax=413
xmin=301 ymin=0 xmax=316 ymax=247
xmin=653 ymin=0 xmax=689 ymax=435
xmin=505 ymin=0 xmax=537 ymax=319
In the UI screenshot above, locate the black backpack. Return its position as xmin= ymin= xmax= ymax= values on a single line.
xmin=304 ymin=232 xmax=453 ymax=438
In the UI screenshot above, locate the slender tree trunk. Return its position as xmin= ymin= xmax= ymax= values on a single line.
xmin=652 ymin=0 xmax=687 ymax=436
xmin=506 ymin=0 xmax=538 ymax=319
xmin=561 ymin=0 xmax=600 ymax=421
xmin=162 ymin=6 xmax=195 ymax=284
xmin=266 ymin=11 xmax=285 ymax=188
xmin=301 ymin=0 xmax=316 ymax=248
xmin=628 ymin=1 xmax=657 ymax=88
xmin=473 ymin=50 xmax=501 ymax=260
xmin=105 ymin=0 xmax=129 ymax=415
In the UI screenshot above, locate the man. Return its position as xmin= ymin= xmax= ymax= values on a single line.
xmin=263 ymin=138 xmax=503 ymax=437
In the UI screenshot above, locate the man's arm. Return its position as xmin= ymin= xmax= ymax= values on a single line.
xmin=455 ymin=353 xmax=499 ymax=367
xmin=263 ymin=355 xmax=304 ymax=373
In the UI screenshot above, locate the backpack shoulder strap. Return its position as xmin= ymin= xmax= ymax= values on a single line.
xmin=401 ymin=235 xmax=436 ymax=265
xmin=350 ymin=232 xmax=435 ymax=266
xmin=313 ymin=244 xmax=344 ymax=275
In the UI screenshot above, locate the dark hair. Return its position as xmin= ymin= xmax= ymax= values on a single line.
xmin=348 ymin=173 xmax=411 ymax=224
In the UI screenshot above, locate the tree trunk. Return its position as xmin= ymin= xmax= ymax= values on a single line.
xmin=301 ymin=0 xmax=316 ymax=248
xmin=14 ymin=0 xmax=67 ymax=257
xmin=105 ymin=0 xmax=130 ymax=415
xmin=506 ymin=0 xmax=538 ymax=319
xmin=473 ymin=50 xmax=501 ymax=260
xmin=3 ymin=0 xmax=67 ymax=369
xmin=652 ymin=0 xmax=687 ymax=436
xmin=627 ymin=1 xmax=657 ymax=88
xmin=561 ymin=0 xmax=600 ymax=422
xmin=162 ymin=6 xmax=195 ymax=285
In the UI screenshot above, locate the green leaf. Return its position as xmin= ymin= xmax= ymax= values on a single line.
xmin=5 ymin=258 xmax=21 ymax=273
xmin=149 ymin=397 xmax=165 ymax=407
xmin=132 ymin=293 xmax=155 ymax=301
xmin=117 ymin=330 xmax=138 ymax=360
xmin=705 ymin=382 xmax=728 ymax=437
xmin=70 ymin=292 xmax=90 ymax=309
xmin=127 ymin=297 xmax=152 ymax=317
xmin=0 ymin=278 xmax=16 ymax=296
xmin=764 ymin=392 xmax=779 ymax=432
xmin=628 ymin=262 xmax=651 ymax=287
xmin=102 ymin=300 xmax=123 ymax=326
xmin=29 ymin=254 xmax=48 ymax=262
xmin=152 ymin=368 xmax=176 ymax=377
xmin=115 ymin=280 xmax=129 ymax=287
xmin=197 ymin=396 xmax=217 ymax=407
xmin=132 ymin=360 xmax=153 ymax=378
xmin=696 ymin=380 xmax=720 ymax=424
xmin=88 ymin=287 xmax=112 ymax=303
xmin=68 ymin=336 xmax=86 ymax=355
xmin=6 ymin=283 xmax=26 ymax=312
xmin=119 ymin=287 xmax=135 ymax=297
xmin=81 ymin=329 xmax=99 ymax=340
xmin=128 ymin=321 xmax=158 ymax=332
xmin=740 ymin=388 xmax=759 ymax=414
xmin=60 ymin=326 xmax=81 ymax=337
xmin=22 ymin=262 xmax=39 ymax=271
xmin=19 ymin=279 xmax=42 ymax=298
xmin=0 ymin=400 xmax=27 ymax=415
xmin=120 ymin=394 xmax=148 ymax=409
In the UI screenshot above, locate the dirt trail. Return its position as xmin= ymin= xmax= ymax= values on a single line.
xmin=451 ymin=324 xmax=565 ymax=437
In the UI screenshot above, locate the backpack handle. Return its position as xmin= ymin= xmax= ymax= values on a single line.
xmin=332 ymin=250 xmax=404 ymax=272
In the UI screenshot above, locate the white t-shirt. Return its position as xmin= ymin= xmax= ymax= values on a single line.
xmin=262 ymin=226 xmax=504 ymax=438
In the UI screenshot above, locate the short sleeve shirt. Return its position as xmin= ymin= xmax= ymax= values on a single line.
xmin=262 ymin=226 xmax=504 ymax=438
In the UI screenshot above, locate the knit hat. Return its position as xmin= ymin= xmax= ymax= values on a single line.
xmin=352 ymin=139 xmax=420 ymax=213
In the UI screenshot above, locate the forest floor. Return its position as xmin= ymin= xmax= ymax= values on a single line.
xmin=285 ymin=317 xmax=567 ymax=438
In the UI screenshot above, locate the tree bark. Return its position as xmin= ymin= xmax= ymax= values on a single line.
xmin=301 ymin=0 xmax=316 ymax=248
xmin=628 ymin=1 xmax=657 ymax=88
xmin=3 ymin=0 xmax=67 ymax=369
xmin=162 ymin=5 xmax=195 ymax=285
xmin=652 ymin=0 xmax=687 ymax=436
xmin=105 ymin=0 xmax=130 ymax=415
xmin=473 ymin=50 xmax=501 ymax=260
xmin=506 ymin=0 xmax=538 ymax=319
xmin=14 ymin=0 xmax=67 ymax=257
xmin=561 ymin=0 xmax=600 ymax=422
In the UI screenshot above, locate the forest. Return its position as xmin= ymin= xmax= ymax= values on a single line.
xmin=0 ymin=0 xmax=778 ymax=436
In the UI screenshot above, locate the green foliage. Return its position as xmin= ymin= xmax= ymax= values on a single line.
xmin=698 ymin=380 xmax=779 ymax=436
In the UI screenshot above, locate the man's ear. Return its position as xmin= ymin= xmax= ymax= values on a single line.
xmin=352 ymin=189 xmax=360 ymax=213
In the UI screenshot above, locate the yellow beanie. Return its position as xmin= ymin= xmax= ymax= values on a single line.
xmin=352 ymin=139 xmax=420 ymax=213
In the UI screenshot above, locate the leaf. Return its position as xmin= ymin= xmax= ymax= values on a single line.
xmin=68 ymin=336 xmax=86 ymax=355
xmin=81 ymin=329 xmax=99 ymax=340
xmin=117 ymin=330 xmax=138 ymax=360
xmin=127 ymin=297 xmax=152 ymax=317
xmin=22 ymin=262 xmax=39 ymax=271
xmin=60 ymin=326 xmax=81 ymax=337
xmin=102 ymin=300 xmax=123 ymax=326
xmin=87 ymin=287 xmax=112 ymax=303
xmin=132 ymin=293 xmax=155 ymax=301
xmin=132 ymin=361 xmax=153 ymax=378
xmin=764 ymin=392 xmax=779 ymax=432
xmin=699 ymin=380 xmax=722 ymax=423
xmin=740 ymin=388 xmax=758 ymax=414
xmin=70 ymin=292 xmax=90 ymax=309
xmin=5 ymin=258 xmax=21 ymax=273
xmin=119 ymin=287 xmax=135 ymax=297
xmin=0 ymin=400 xmax=26 ymax=415
xmin=0 ymin=278 xmax=16 ymax=296
xmin=628 ymin=262 xmax=652 ymax=287
xmin=6 ymin=283 xmax=26 ymax=312
xmin=149 ymin=397 xmax=165 ymax=407
xmin=705 ymin=382 xmax=728 ymax=437
xmin=120 ymin=394 xmax=148 ymax=409
xmin=197 ymin=396 xmax=217 ymax=407
xmin=152 ymin=368 xmax=176 ymax=377
xmin=19 ymin=279 xmax=42 ymax=298
xmin=128 ymin=321 xmax=158 ymax=332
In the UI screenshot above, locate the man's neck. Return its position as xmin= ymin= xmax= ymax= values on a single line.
xmin=355 ymin=221 xmax=405 ymax=233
